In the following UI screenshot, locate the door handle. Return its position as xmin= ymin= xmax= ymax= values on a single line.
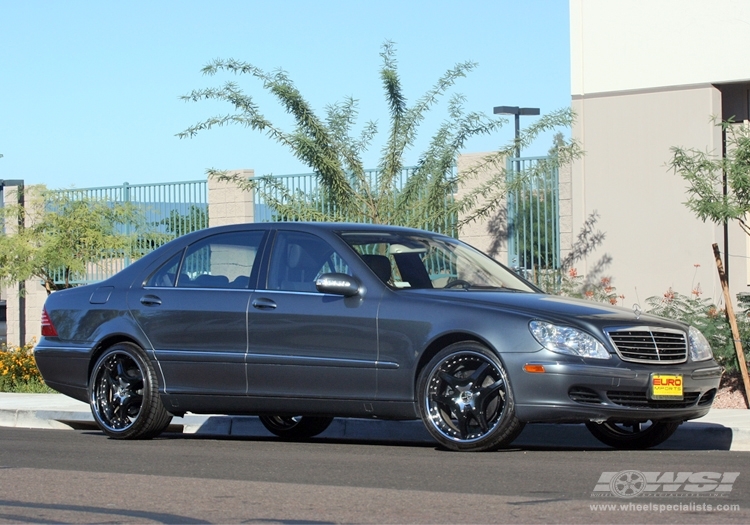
xmin=252 ymin=298 xmax=277 ymax=310
xmin=140 ymin=295 xmax=162 ymax=306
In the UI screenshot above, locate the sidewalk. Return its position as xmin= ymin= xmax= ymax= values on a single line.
xmin=0 ymin=393 xmax=748 ymax=450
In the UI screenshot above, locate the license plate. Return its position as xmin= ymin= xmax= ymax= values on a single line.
xmin=650 ymin=374 xmax=683 ymax=400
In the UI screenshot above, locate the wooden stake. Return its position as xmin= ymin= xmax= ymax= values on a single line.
xmin=712 ymin=243 xmax=750 ymax=409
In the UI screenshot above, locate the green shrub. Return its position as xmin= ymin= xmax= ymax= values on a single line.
xmin=0 ymin=340 xmax=54 ymax=393
xmin=646 ymin=289 xmax=749 ymax=372
xmin=540 ymin=267 xmax=624 ymax=306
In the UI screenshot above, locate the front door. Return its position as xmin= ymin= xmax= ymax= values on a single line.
xmin=246 ymin=230 xmax=378 ymax=400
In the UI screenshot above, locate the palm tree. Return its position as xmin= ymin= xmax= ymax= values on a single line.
xmin=179 ymin=41 xmax=578 ymax=235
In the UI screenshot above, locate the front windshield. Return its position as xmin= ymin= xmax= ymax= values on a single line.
xmin=339 ymin=231 xmax=535 ymax=292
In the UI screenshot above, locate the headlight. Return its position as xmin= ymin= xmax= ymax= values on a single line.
xmin=688 ymin=326 xmax=714 ymax=362
xmin=529 ymin=320 xmax=610 ymax=359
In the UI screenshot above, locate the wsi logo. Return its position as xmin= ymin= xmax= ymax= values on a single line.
xmin=592 ymin=471 xmax=740 ymax=498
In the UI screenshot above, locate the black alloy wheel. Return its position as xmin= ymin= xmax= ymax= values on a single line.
xmin=417 ymin=342 xmax=524 ymax=452
xmin=585 ymin=420 xmax=681 ymax=449
xmin=89 ymin=343 xmax=172 ymax=439
xmin=259 ymin=415 xmax=334 ymax=440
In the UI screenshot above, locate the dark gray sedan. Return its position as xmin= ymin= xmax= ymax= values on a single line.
xmin=34 ymin=223 xmax=722 ymax=451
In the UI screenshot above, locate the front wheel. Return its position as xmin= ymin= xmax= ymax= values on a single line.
xmin=89 ymin=343 xmax=172 ymax=439
xmin=259 ymin=415 xmax=334 ymax=440
xmin=585 ymin=420 xmax=680 ymax=449
xmin=417 ymin=342 xmax=524 ymax=452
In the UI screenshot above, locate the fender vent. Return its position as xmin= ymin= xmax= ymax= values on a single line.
xmin=569 ymin=387 xmax=602 ymax=404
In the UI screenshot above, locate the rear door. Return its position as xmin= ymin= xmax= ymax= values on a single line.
xmin=129 ymin=230 xmax=267 ymax=395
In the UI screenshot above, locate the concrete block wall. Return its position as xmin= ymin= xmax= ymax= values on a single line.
xmin=455 ymin=152 xmax=509 ymax=262
xmin=208 ymin=170 xmax=255 ymax=226
xmin=4 ymin=281 xmax=46 ymax=348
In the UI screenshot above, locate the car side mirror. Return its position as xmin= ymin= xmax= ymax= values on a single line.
xmin=315 ymin=273 xmax=361 ymax=297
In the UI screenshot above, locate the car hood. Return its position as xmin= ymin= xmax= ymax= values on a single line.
xmin=403 ymin=289 xmax=685 ymax=330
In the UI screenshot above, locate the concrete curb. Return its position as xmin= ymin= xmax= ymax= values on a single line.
xmin=0 ymin=394 xmax=748 ymax=451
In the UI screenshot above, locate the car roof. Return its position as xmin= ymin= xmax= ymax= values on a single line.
xmin=177 ymin=221 xmax=448 ymax=238
xmin=109 ymin=222 xmax=452 ymax=283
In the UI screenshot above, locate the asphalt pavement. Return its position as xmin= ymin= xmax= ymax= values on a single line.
xmin=0 ymin=392 xmax=748 ymax=450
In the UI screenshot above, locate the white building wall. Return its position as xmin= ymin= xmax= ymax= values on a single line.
xmin=571 ymin=0 xmax=750 ymax=95
xmin=570 ymin=0 xmax=750 ymax=307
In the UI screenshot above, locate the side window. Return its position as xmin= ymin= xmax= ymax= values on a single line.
xmin=267 ymin=231 xmax=350 ymax=292
xmin=350 ymin=242 xmax=435 ymax=289
xmin=174 ymin=231 xmax=265 ymax=289
xmin=145 ymin=251 xmax=183 ymax=287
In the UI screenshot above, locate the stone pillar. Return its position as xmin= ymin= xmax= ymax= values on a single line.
xmin=2 ymin=185 xmax=46 ymax=347
xmin=456 ymin=152 xmax=509 ymax=263
xmin=558 ymin=160 xmax=573 ymax=265
xmin=5 ymin=281 xmax=46 ymax=347
xmin=207 ymin=170 xmax=255 ymax=227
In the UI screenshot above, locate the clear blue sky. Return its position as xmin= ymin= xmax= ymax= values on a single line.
xmin=0 ymin=0 xmax=570 ymax=190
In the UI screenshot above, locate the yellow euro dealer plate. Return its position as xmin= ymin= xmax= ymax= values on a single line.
xmin=650 ymin=374 xmax=684 ymax=400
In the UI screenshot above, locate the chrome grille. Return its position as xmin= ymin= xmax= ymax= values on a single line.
xmin=606 ymin=328 xmax=688 ymax=364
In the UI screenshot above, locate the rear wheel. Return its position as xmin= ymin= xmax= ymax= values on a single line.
xmin=259 ymin=415 xmax=334 ymax=440
xmin=585 ymin=420 xmax=680 ymax=449
xmin=89 ymin=343 xmax=172 ymax=439
xmin=417 ymin=342 xmax=524 ymax=452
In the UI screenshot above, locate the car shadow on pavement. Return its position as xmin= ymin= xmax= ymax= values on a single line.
xmin=70 ymin=416 xmax=736 ymax=451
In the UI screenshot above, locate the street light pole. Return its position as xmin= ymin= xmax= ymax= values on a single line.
xmin=493 ymin=105 xmax=541 ymax=161
xmin=492 ymin=106 xmax=540 ymax=274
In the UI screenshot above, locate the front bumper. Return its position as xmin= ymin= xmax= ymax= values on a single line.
xmin=503 ymin=351 xmax=722 ymax=424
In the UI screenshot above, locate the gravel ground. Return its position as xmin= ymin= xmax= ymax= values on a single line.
xmin=713 ymin=371 xmax=750 ymax=409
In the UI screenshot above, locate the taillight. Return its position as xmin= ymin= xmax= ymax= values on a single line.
xmin=41 ymin=309 xmax=58 ymax=337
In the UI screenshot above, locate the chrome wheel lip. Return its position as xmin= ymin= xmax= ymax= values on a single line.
xmin=90 ymin=351 xmax=145 ymax=433
xmin=423 ymin=350 xmax=508 ymax=443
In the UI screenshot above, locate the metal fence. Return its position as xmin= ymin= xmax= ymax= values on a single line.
xmin=506 ymin=156 xmax=560 ymax=278
xmin=44 ymin=158 xmax=559 ymax=286
xmin=52 ymin=180 xmax=207 ymax=284
xmin=252 ymin=166 xmax=457 ymax=235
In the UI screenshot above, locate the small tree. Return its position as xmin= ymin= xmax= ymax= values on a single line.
xmin=0 ymin=187 xmax=149 ymax=294
xmin=669 ymin=118 xmax=750 ymax=234
xmin=670 ymin=118 xmax=750 ymax=385
xmin=179 ymin=41 xmax=580 ymax=234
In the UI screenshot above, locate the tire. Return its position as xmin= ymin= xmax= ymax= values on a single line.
xmin=89 ymin=343 xmax=172 ymax=439
xmin=259 ymin=415 xmax=334 ymax=440
xmin=585 ymin=420 xmax=681 ymax=449
xmin=417 ymin=342 xmax=525 ymax=452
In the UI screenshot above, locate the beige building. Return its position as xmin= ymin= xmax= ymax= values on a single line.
xmin=570 ymin=0 xmax=750 ymax=307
